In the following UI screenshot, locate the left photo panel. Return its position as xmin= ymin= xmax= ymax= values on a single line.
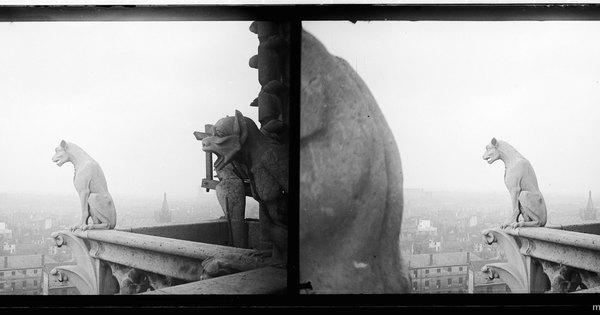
xmin=0 ymin=19 xmax=289 ymax=295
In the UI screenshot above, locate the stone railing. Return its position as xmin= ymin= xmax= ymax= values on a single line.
xmin=481 ymin=223 xmax=600 ymax=293
xmin=49 ymin=220 xmax=286 ymax=294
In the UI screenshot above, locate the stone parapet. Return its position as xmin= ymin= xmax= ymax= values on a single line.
xmin=49 ymin=220 xmax=284 ymax=294
xmin=482 ymin=224 xmax=600 ymax=293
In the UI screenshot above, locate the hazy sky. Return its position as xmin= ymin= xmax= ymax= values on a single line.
xmin=0 ymin=21 xmax=260 ymax=199
xmin=303 ymin=21 xmax=600 ymax=196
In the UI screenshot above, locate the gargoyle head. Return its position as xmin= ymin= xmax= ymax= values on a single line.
xmin=482 ymin=137 xmax=501 ymax=165
xmin=201 ymin=110 xmax=248 ymax=172
xmin=52 ymin=140 xmax=71 ymax=167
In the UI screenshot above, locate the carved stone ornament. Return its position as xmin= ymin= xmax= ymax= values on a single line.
xmin=539 ymin=260 xmax=600 ymax=293
xmin=481 ymin=228 xmax=531 ymax=293
xmin=51 ymin=230 xmax=100 ymax=294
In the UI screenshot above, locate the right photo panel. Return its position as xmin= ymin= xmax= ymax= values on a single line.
xmin=300 ymin=20 xmax=600 ymax=294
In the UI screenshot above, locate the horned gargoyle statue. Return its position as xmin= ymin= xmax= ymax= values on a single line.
xmin=482 ymin=137 xmax=547 ymax=228
xmin=199 ymin=110 xmax=288 ymax=262
xmin=52 ymin=140 xmax=117 ymax=231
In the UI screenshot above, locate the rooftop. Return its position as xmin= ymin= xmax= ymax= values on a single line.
xmin=408 ymin=252 xmax=482 ymax=268
xmin=0 ymin=254 xmax=44 ymax=270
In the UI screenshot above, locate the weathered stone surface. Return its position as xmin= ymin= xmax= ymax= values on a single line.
xmin=143 ymin=266 xmax=286 ymax=295
xmin=482 ymin=225 xmax=600 ymax=293
xmin=120 ymin=221 xmax=230 ymax=245
xmin=263 ymin=35 xmax=288 ymax=51
xmin=250 ymin=97 xmax=259 ymax=107
xmin=300 ymin=30 xmax=410 ymax=293
xmin=249 ymin=21 xmax=257 ymax=34
xmin=109 ymin=263 xmax=148 ymax=295
xmin=249 ymin=54 xmax=258 ymax=69
xmin=72 ymin=229 xmax=270 ymax=283
xmin=258 ymin=90 xmax=282 ymax=125
xmin=201 ymin=111 xmax=288 ymax=263
xmin=216 ymin=164 xmax=247 ymax=248
xmin=258 ymin=44 xmax=280 ymax=86
xmin=262 ymin=80 xmax=286 ymax=95
xmin=256 ymin=21 xmax=278 ymax=39
xmin=260 ymin=119 xmax=285 ymax=141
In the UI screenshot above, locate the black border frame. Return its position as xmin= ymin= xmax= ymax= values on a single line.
xmin=1 ymin=4 xmax=600 ymax=22
xmin=1 ymin=3 xmax=600 ymax=310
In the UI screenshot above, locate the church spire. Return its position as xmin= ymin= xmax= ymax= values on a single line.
xmin=581 ymin=190 xmax=597 ymax=221
xmin=155 ymin=192 xmax=172 ymax=223
xmin=161 ymin=193 xmax=169 ymax=213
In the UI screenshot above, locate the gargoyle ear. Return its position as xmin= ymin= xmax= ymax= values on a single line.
xmin=234 ymin=110 xmax=248 ymax=144
xmin=491 ymin=138 xmax=498 ymax=147
xmin=60 ymin=140 xmax=68 ymax=149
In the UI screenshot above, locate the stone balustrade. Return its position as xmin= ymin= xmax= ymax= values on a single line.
xmin=49 ymin=220 xmax=286 ymax=294
xmin=481 ymin=223 xmax=600 ymax=293
xmin=47 ymin=20 xmax=290 ymax=296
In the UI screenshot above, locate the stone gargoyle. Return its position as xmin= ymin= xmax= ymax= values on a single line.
xmin=52 ymin=140 xmax=117 ymax=231
xmin=483 ymin=137 xmax=547 ymax=228
xmin=300 ymin=30 xmax=410 ymax=293
xmin=200 ymin=110 xmax=288 ymax=262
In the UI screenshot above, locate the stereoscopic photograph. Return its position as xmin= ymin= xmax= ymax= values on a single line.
xmin=300 ymin=19 xmax=600 ymax=295
xmin=0 ymin=18 xmax=288 ymax=295
xmin=3 ymin=3 xmax=600 ymax=311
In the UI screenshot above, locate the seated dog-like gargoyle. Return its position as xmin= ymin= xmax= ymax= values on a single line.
xmin=201 ymin=110 xmax=288 ymax=262
xmin=52 ymin=140 xmax=117 ymax=231
xmin=482 ymin=137 xmax=547 ymax=228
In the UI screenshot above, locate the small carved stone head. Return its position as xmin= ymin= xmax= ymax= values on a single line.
xmin=52 ymin=140 xmax=70 ymax=167
xmin=482 ymin=137 xmax=501 ymax=165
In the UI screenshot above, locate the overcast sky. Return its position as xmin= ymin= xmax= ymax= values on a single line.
xmin=303 ymin=21 xmax=600 ymax=196
xmin=0 ymin=21 xmax=260 ymax=199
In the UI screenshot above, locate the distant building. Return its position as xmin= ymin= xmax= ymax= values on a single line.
xmin=416 ymin=219 xmax=437 ymax=236
xmin=428 ymin=239 xmax=441 ymax=252
xmin=468 ymin=216 xmax=478 ymax=227
xmin=408 ymin=252 xmax=480 ymax=293
xmin=400 ymin=217 xmax=418 ymax=240
xmin=2 ymin=243 xmax=15 ymax=254
xmin=473 ymin=243 xmax=483 ymax=253
xmin=0 ymin=254 xmax=44 ymax=295
xmin=31 ymin=218 xmax=52 ymax=235
xmin=580 ymin=190 xmax=597 ymax=221
xmin=442 ymin=240 xmax=471 ymax=253
xmin=13 ymin=243 xmax=45 ymax=256
xmin=468 ymin=259 xmax=510 ymax=293
xmin=154 ymin=193 xmax=172 ymax=223
xmin=0 ymin=223 xmax=12 ymax=240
